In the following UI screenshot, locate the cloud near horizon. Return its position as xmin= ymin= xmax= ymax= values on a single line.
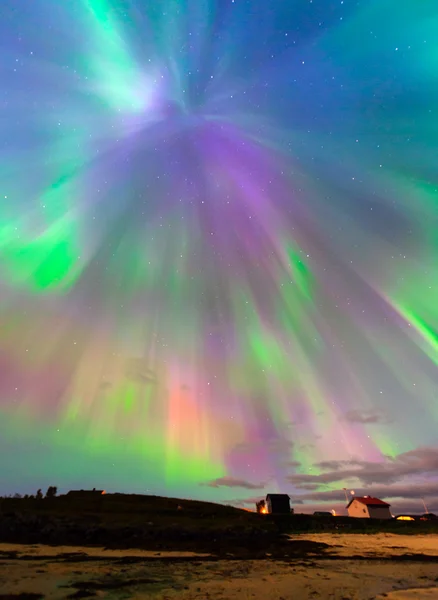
xmin=234 ymin=481 xmax=438 ymax=514
xmin=205 ymin=476 xmax=265 ymax=490
xmin=290 ymin=482 xmax=438 ymax=504
xmin=344 ymin=409 xmax=392 ymax=425
xmin=287 ymin=446 xmax=438 ymax=488
xmin=278 ymin=446 xmax=438 ymax=513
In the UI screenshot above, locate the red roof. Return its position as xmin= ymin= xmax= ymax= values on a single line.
xmin=347 ymin=496 xmax=390 ymax=508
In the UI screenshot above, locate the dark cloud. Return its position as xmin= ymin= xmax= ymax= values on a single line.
xmin=98 ymin=381 xmax=112 ymax=392
xmin=125 ymin=359 xmax=157 ymax=384
xmin=297 ymin=442 xmax=319 ymax=451
xmin=229 ymin=496 xmax=262 ymax=508
xmin=229 ymin=483 xmax=438 ymax=514
xmin=233 ymin=437 xmax=294 ymax=455
xmin=293 ymin=482 xmax=438 ymax=504
xmin=287 ymin=447 xmax=438 ymax=488
xmin=230 ymin=449 xmax=438 ymax=514
xmin=295 ymin=483 xmax=320 ymax=491
xmin=316 ymin=459 xmax=364 ymax=471
xmin=205 ymin=476 xmax=265 ymax=490
xmin=270 ymin=438 xmax=295 ymax=452
xmin=232 ymin=441 xmax=261 ymax=454
xmin=344 ymin=409 xmax=392 ymax=424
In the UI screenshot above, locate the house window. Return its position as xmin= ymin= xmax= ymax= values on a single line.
xmin=363 ymin=508 xmax=366 ymax=513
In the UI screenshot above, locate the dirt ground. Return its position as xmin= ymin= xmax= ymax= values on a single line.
xmin=0 ymin=533 xmax=437 ymax=600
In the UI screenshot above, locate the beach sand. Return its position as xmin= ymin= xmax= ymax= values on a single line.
xmin=0 ymin=533 xmax=437 ymax=599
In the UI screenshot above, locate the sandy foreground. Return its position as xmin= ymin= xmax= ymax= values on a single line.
xmin=0 ymin=534 xmax=437 ymax=599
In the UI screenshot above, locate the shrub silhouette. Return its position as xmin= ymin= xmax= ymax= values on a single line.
xmin=45 ymin=486 xmax=58 ymax=499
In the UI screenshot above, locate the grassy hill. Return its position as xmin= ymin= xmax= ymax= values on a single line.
xmin=1 ymin=492 xmax=262 ymax=528
xmin=0 ymin=493 xmax=436 ymax=558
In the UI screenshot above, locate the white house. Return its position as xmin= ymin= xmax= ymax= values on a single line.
xmin=346 ymin=496 xmax=392 ymax=519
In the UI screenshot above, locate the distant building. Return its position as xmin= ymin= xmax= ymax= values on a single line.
xmin=347 ymin=496 xmax=391 ymax=519
xmin=420 ymin=513 xmax=437 ymax=521
xmin=313 ymin=511 xmax=332 ymax=517
xmin=265 ymin=494 xmax=291 ymax=515
xmin=66 ymin=489 xmax=106 ymax=499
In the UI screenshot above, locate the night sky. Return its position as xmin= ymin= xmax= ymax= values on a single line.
xmin=1 ymin=0 xmax=437 ymax=514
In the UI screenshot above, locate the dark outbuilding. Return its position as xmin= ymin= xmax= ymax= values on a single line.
xmin=265 ymin=493 xmax=291 ymax=514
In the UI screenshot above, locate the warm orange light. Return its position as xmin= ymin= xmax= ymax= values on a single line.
xmin=396 ymin=515 xmax=415 ymax=521
xmin=261 ymin=506 xmax=268 ymax=514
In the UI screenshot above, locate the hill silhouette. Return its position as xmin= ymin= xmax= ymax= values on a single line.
xmin=0 ymin=493 xmax=436 ymax=559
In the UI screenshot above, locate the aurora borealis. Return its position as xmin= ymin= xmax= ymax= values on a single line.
xmin=1 ymin=0 xmax=437 ymax=513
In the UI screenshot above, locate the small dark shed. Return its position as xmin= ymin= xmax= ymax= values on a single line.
xmin=266 ymin=494 xmax=291 ymax=514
